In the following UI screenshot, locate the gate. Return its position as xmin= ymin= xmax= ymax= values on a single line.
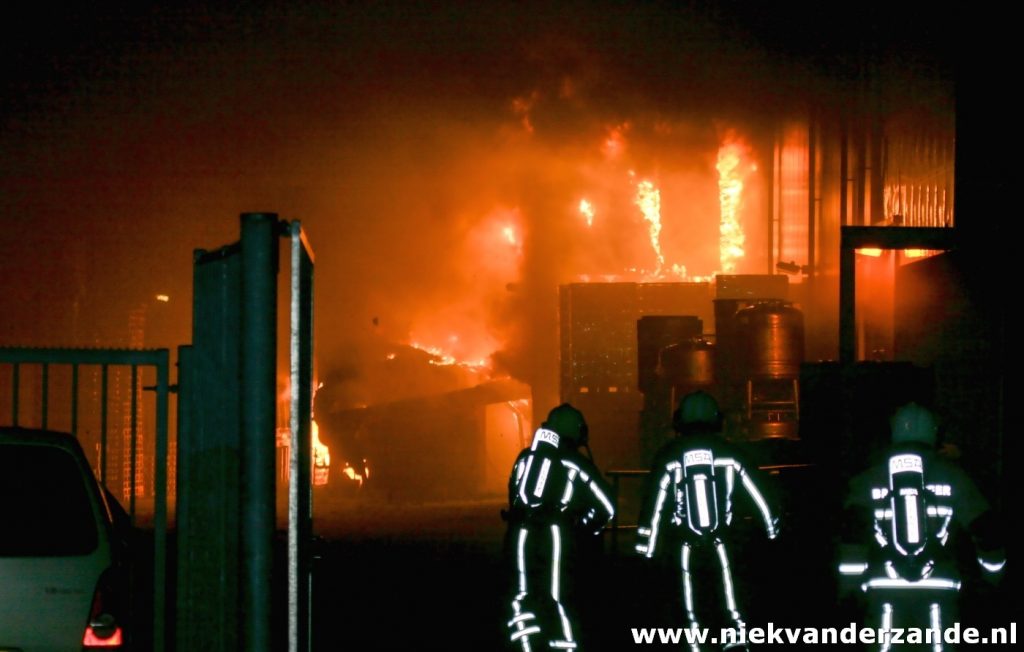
xmin=0 ymin=346 xmax=172 ymax=649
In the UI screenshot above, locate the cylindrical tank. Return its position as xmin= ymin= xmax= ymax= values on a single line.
xmin=657 ymin=338 xmax=715 ymax=388
xmin=734 ymin=301 xmax=805 ymax=378
xmin=636 ymin=316 xmax=703 ymax=393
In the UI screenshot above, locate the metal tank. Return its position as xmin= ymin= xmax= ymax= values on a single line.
xmin=636 ymin=316 xmax=704 ymax=463
xmin=636 ymin=316 xmax=703 ymax=393
xmin=657 ymin=338 xmax=715 ymax=392
xmin=734 ymin=300 xmax=805 ymax=379
xmin=733 ymin=301 xmax=804 ymax=439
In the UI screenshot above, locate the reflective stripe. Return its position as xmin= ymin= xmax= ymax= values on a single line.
xmin=556 ymin=602 xmax=575 ymax=646
xmin=534 ymin=458 xmax=552 ymax=497
xmin=551 ymin=525 xmax=561 ymax=600
xmin=926 ymin=506 xmax=953 ymax=517
xmin=645 ymin=473 xmax=671 ymax=558
xmin=725 ymin=464 xmax=735 ymax=521
xmin=905 ymin=495 xmax=920 ymax=544
xmin=519 ymin=457 xmax=535 ymax=504
xmin=716 ymin=541 xmax=739 ymax=615
xmin=589 ymin=480 xmax=615 ymax=518
xmin=511 ymin=626 xmax=541 ymax=641
xmin=508 ymin=613 xmax=536 ymax=626
xmin=930 ymin=603 xmax=943 ymax=652
xmin=687 ymin=622 xmax=701 ymax=652
xmin=874 ymin=508 xmax=893 ymax=519
xmin=716 ymin=540 xmax=741 ymax=622
xmin=694 ymin=475 xmax=711 ymax=527
xmin=517 ymin=528 xmax=528 ymax=592
xmin=880 ymin=603 xmax=893 ymax=652
xmin=874 ymin=528 xmax=888 ymax=547
xmin=637 ymin=527 xmax=651 ymax=536
xmin=862 ymin=578 xmax=961 ymax=591
xmin=510 ymin=597 xmax=533 ymax=652
xmin=936 ymin=513 xmax=952 ymax=541
xmin=839 ymin=562 xmax=869 ymax=575
xmin=561 ymin=468 xmax=577 ymax=505
xmin=884 ymin=561 xmax=898 ymax=580
xmin=979 ymin=557 xmax=1006 ymax=573
xmin=681 ymin=544 xmax=696 ymax=618
xmin=550 ymin=642 xmax=577 ymax=649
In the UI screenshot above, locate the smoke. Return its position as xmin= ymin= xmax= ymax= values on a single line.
xmin=1 ymin=2 xmax=797 ymax=410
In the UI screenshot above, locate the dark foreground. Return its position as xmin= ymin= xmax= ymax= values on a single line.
xmin=309 ymin=489 xmax=1018 ymax=651
xmin=125 ymin=476 xmax=1017 ymax=651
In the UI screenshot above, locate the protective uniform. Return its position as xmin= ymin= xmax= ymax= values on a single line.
xmin=839 ymin=403 xmax=1006 ymax=651
xmin=636 ymin=391 xmax=779 ymax=651
xmin=505 ymin=404 xmax=615 ymax=651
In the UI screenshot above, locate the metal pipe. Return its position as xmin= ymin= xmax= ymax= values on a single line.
xmin=174 ymin=345 xmax=193 ymax=652
xmin=288 ymin=220 xmax=314 ymax=652
xmin=153 ymin=349 xmax=170 ymax=652
xmin=240 ymin=213 xmax=279 ymax=652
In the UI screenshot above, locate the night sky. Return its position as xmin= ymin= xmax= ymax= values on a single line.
xmin=0 ymin=1 xmax=971 ymax=400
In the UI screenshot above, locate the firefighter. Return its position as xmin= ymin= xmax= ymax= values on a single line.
xmin=635 ymin=390 xmax=779 ymax=652
xmin=504 ymin=403 xmax=615 ymax=651
xmin=839 ymin=402 xmax=1006 ymax=651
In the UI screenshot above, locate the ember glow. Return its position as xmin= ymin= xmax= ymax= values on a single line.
xmin=717 ymin=140 xmax=749 ymax=274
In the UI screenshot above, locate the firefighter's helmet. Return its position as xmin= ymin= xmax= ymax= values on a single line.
xmin=543 ymin=403 xmax=589 ymax=448
xmin=891 ymin=402 xmax=938 ymax=447
xmin=673 ymin=390 xmax=723 ymax=434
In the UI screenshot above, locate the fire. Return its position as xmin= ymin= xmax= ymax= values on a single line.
xmin=311 ymin=418 xmax=330 ymax=486
xmin=503 ymin=225 xmax=518 ymax=246
xmin=634 ymin=178 xmax=665 ymax=275
xmin=579 ymin=199 xmax=595 ymax=228
xmin=274 ymin=379 xmax=332 ymax=486
xmin=341 ymin=464 xmax=365 ymax=486
xmin=857 ymin=248 xmax=883 ymax=257
xmin=717 ymin=140 xmax=748 ymax=274
xmin=410 ymin=340 xmax=489 ymax=371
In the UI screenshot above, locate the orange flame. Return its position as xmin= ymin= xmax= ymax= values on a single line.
xmin=409 ymin=340 xmax=489 ymax=371
xmin=634 ymin=178 xmax=665 ymax=275
xmin=579 ymin=199 xmax=595 ymax=228
xmin=717 ymin=141 xmax=748 ymax=274
xmin=312 ymin=417 xmax=331 ymax=486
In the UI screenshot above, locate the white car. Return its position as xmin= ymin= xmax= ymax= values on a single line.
xmin=0 ymin=428 xmax=129 ymax=650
